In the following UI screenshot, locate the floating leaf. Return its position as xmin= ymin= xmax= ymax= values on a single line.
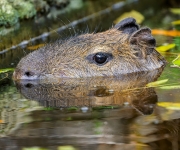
xmin=114 ymin=10 xmax=144 ymax=24
xmin=170 ymin=8 xmax=180 ymax=14
xmin=159 ymin=85 xmax=180 ymax=90
xmin=0 ymin=68 xmax=14 ymax=73
xmin=157 ymin=102 xmax=180 ymax=110
xmin=172 ymin=54 xmax=180 ymax=67
xmin=152 ymin=29 xmax=180 ymax=36
xmin=58 ymin=146 xmax=76 ymax=150
xmin=27 ymin=44 xmax=45 ymax=50
xmin=156 ymin=44 xmax=176 ymax=52
xmin=172 ymin=20 xmax=180 ymax=25
xmin=146 ymin=79 xmax=168 ymax=87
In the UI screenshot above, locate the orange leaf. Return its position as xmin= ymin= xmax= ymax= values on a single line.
xmin=0 ymin=120 xmax=4 ymax=123
xmin=152 ymin=29 xmax=180 ymax=37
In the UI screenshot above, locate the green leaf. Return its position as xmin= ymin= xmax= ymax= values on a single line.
xmin=170 ymin=8 xmax=180 ymax=14
xmin=156 ymin=44 xmax=176 ymax=52
xmin=58 ymin=146 xmax=76 ymax=150
xmin=159 ymin=85 xmax=180 ymax=89
xmin=146 ymin=79 xmax=169 ymax=87
xmin=172 ymin=20 xmax=180 ymax=25
xmin=157 ymin=102 xmax=180 ymax=110
xmin=0 ymin=68 xmax=14 ymax=73
xmin=172 ymin=55 xmax=180 ymax=67
xmin=174 ymin=37 xmax=180 ymax=48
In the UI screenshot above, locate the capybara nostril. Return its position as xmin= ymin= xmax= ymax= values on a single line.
xmin=24 ymin=71 xmax=35 ymax=77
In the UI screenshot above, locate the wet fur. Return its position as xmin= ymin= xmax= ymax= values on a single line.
xmin=13 ymin=18 xmax=166 ymax=79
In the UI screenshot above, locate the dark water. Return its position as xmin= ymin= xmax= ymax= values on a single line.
xmin=0 ymin=0 xmax=180 ymax=150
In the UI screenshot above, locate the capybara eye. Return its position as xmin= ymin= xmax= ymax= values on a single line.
xmin=86 ymin=52 xmax=113 ymax=65
xmin=93 ymin=53 xmax=108 ymax=65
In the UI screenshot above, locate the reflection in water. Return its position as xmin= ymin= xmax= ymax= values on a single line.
xmin=15 ymin=70 xmax=160 ymax=114
xmin=1 ymin=69 xmax=180 ymax=150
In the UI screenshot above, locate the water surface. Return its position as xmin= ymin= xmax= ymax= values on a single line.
xmin=0 ymin=0 xmax=180 ymax=150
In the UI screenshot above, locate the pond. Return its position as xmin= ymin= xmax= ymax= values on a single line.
xmin=0 ymin=0 xmax=180 ymax=150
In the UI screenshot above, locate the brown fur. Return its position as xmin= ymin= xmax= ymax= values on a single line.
xmin=13 ymin=19 xmax=166 ymax=79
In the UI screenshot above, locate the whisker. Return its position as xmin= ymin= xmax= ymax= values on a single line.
xmin=93 ymin=23 xmax=101 ymax=34
xmin=65 ymin=18 xmax=78 ymax=36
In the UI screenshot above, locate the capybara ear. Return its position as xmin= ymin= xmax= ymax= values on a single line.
xmin=114 ymin=17 xmax=139 ymax=34
xmin=129 ymin=27 xmax=156 ymax=48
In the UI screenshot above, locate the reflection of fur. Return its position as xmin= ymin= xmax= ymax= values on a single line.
xmin=16 ymin=70 xmax=162 ymax=114
xmin=13 ymin=18 xmax=166 ymax=79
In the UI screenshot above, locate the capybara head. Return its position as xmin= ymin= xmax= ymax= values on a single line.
xmin=13 ymin=17 xmax=166 ymax=80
